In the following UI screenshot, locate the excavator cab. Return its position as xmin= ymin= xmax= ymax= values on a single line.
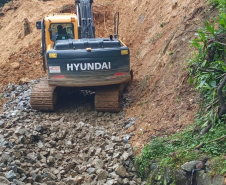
xmin=50 ymin=23 xmax=74 ymax=41
xmin=36 ymin=21 xmax=74 ymax=41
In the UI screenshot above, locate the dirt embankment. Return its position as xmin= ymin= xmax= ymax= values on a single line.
xmin=0 ymin=0 xmax=210 ymax=150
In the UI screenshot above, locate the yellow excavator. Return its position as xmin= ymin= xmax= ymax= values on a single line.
xmin=30 ymin=0 xmax=131 ymax=112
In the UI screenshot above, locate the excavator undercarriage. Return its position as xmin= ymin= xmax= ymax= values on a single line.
xmin=30 ymin=78 xmax=126 ymax=112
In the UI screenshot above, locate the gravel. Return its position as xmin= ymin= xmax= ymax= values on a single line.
xmin=0 ymin=81 xmax=146 ymax=184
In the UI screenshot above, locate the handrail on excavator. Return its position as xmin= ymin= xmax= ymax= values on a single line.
xmin=114 ymin=12 xmax=119 ymax=39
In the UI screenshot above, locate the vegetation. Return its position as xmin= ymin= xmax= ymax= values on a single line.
xmin=135 ymin=121 xmax=226 ymax=180
xmin=0 ymin=0 xmax=11 ymax=7
xmin=135 ymin=0 xmax=226 ymax=183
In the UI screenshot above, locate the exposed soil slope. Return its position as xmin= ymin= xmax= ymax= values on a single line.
xmin=0 ymin=0 xmax=211 ymax=150
xmin=99 ymin=0 xmax=211 ymax=150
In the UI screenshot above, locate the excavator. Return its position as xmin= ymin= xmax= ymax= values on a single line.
xmin=30 ymin=0 xmax=131 ymax=112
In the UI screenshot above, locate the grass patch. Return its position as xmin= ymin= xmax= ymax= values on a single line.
xmin=138 ymin=75 xmax=151 ymax=91
xmin=135 ymin=120 xmax=226 ymax=181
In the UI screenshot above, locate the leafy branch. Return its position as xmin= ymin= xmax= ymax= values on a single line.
xmin=189 ymin=12 xmax=226 ymax=138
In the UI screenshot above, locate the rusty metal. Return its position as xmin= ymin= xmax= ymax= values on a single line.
xmin=30 ymin=79 xmax=57 ymax=110
xmin=95 ymin=84 xmax=125 ymax=112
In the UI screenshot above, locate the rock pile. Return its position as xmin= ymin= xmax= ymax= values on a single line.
xmin=0 ymin=82 xmax=145 ymax=185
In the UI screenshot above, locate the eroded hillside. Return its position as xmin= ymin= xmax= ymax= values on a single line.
xmin=0 ymin=0 xmax=210 ymax=150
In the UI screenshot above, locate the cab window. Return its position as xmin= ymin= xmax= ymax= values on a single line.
xmin=50 ymin=23 xmax=74 ymax=41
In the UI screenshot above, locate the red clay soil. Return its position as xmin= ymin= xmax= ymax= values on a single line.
xmin=0 ymin=0 xmax=212 ymax=151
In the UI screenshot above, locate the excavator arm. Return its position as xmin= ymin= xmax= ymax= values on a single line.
xmin=75 ymin=0 xmax=95 ymax=39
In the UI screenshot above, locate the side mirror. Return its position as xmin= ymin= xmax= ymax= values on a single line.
xmin=36 ymin=21 xmax=41 ymax=30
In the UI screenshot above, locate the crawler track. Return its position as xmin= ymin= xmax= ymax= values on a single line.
xmin=95 ymin=84 xmax=124 ymax=112
xmin=30 ymin=79 xmax=125 ymax=112
xmin=30 ymin=79 xmax=57 ymax=110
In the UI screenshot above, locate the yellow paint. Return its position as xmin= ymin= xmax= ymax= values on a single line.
xmin=44 ymin=14 xmax=78 ymax=51
xmin=49 ymin=53 xmax=57 ymax=58
xmin=71 ymin=17 xmax=76 ymax=22
xmin=121 ymin=50 xmax=129 ymax=55
xmin=47 ymin=44 xmax=53 ymax=50
xmin=119 ymin=39 xmax=127 ymax=47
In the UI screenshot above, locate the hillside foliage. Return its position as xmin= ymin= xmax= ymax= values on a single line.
xmin=135 ymin=0 xmax=226 ymax=183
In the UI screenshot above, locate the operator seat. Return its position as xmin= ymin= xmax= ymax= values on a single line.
xmin=57 ymin=25 xmax=67 ymax=34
